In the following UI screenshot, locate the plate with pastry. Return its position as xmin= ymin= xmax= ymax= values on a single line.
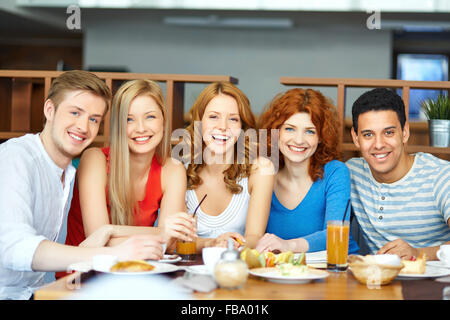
xmin=96 ymin=260 xmax=179 ymax=275
xmin=396 ymin=254 xmax=450 ymax=279
xmin=241 ymin=249 xmax=328 ymax=284
xmin=249 ymin=264 xmax=329 ymax=284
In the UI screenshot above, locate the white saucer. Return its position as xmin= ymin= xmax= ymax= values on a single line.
xmin=184 ymin=265 xmax=210 ymax=275
xmin=148 ymin=254 xmax=182 ymax=264
xmin=426 ymin=260 xmax=450 ymax=269
xmin=396 ymin=265 xmax=450 ymax=280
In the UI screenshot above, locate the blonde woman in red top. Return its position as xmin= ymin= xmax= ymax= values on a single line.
xmin=58 ymin=80 xmax=196 ymax=278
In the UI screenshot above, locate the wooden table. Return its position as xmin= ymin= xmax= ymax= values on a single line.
xmin=34 ymin=260 xmax=404 ymax=300
xmin=195 ymin=271 xmax=403 ymax=300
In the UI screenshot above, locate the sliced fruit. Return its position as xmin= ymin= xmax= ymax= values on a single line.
xmin=258 ymin=254 xmax=266 ymax=268
xmin=293 ymin=252 xmax=306 ymax=266
xmin=275 ymin=251 xmax=294 ymax=264
xmin=264 ymin=251 xmax=276 ymax=267
xmin=240 ymin=247 xmax=262 ymax=269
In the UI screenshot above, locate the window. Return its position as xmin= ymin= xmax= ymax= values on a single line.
xmin=396 ymin=54 xmax=448 ymax=120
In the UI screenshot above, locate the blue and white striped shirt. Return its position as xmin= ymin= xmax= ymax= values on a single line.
xmin=346 ymin=153 xmax=450 ymax=254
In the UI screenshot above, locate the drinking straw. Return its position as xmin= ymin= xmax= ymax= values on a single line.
xmin=193 ymin=194 xmax=207 ymax=218
xmin=342 ymin=199 xmax=351 ymax=224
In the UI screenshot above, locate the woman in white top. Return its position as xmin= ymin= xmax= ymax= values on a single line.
xmin=182 ymin=82 xmax=274 ymax=251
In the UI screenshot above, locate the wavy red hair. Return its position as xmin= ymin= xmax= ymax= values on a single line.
xmin=259 ymin=88 xmax=341 ymax=181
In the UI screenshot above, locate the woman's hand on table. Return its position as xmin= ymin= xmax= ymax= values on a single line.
xmin=160 ymin=211 xmax=198 ymax=242
xmin=213 ymin=232 xmax=245 ymax=249
xmin=79 ymin=224 xmax=114 ymax=248
xmin=255 ymin=233 xmax=295 ymax=253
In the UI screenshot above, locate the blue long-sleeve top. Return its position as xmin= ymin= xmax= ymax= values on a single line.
xmin=266 ymin=160 xmax=359 ymax=254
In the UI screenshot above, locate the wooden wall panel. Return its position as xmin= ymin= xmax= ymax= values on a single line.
xmin=11 ymin=79 xmax=32 ymax=132
xmin=0 ymin=78 xmax=12 ymax=132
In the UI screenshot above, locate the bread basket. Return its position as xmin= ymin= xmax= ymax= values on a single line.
xmin=348 ymin=255 xmax=404 ymax=286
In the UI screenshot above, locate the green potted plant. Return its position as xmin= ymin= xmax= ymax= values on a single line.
xmin=421 ymin=93 xmax=450 ymax=147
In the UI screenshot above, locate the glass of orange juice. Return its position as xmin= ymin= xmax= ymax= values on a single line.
xmin=176 ymin=215 xmax=197 ymax=262
xmin=326 ymin=220 xmax=349 ymax=272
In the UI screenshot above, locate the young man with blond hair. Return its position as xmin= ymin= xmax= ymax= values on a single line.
xmin=0 ymin=70 xmax=165 ymax=300
xmin=346 ymin=88 xmax=450 ymax=260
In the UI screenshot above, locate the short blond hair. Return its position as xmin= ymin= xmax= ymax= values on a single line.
xmin=46 ymin=70 xmax=111 ymax=113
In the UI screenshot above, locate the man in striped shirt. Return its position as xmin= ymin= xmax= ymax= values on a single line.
xmin=346 ymin=88 xmax=450 ymax=260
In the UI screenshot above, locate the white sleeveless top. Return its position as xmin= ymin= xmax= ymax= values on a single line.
xmin=185 ymin=178 xmax=250 ymax=239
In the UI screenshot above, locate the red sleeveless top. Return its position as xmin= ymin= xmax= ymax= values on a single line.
xmin=56 ymin=148 xmax=162 ymax=278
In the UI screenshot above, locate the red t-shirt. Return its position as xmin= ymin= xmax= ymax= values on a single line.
xmin=56 ymin=147 xmax=162 ymax=279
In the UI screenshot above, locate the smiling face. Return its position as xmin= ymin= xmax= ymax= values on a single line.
xmin=201 ymin=94 xmax=242 ymax=158
xmin=351 ymin=110 xmax=411 ymax=182
xmin=126 ymin=94 xmax=164 ymax=155
xmin=45 ymin=89 xmax=106 ymax=166
xmin=279 ymin=112 xmax=319 ymax=166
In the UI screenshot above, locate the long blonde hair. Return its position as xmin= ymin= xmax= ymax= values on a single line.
xmin=108 ymin=79 xmax=169 ymax=225
xmin=185 ymin=82 xmax=257 ymax=194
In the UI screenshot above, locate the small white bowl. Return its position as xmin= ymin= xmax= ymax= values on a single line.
xmin=202 ymin=247 xmax=227 ymax=274
xmin=372 ymin=254 xmax=402 ymax=266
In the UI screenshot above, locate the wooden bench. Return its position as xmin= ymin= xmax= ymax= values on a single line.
xmin=0 ymin=70 xmax=237 ymax=145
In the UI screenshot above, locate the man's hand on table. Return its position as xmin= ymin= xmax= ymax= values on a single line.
xmin=377 ymin=239 xmax=420 ymax=260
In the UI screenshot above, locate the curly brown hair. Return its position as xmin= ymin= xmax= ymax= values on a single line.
xmin=184 ymin=82 xmax=257 ymax=194
xmin=259 ymin=88 xmax=341 ymax=181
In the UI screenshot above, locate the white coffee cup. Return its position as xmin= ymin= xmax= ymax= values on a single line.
xmin=202 ymin=247 xmax=227 ymax=274
xmin=436 ymin=245 xmax=450 ymax=266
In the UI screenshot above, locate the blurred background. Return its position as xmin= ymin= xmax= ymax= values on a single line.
xmin=1 ymin=0 xmax=449 ymax=119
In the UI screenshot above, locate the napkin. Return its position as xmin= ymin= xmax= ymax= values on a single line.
xmin=172 ymin=273 xmax=218 ymax=293
xmin=70 ymin=274 xmax=191 ymax=300
xmin=305 ymin=250 xmax=327 ymax=263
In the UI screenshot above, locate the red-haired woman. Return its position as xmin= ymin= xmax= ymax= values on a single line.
xmin=256 ymin=88 xmax=359 ymax=254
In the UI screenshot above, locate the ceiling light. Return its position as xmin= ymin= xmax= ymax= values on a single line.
xmin=163 ymin=15 xmax=293 ymax=29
